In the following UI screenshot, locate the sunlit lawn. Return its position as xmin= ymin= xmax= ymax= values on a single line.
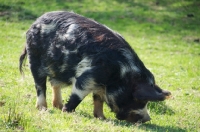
xmin=0 ymin=0 xmax=199 ymax=131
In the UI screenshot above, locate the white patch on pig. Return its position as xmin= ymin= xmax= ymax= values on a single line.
xmin=130 ymin=104 xmax=150 ymax=122
xmin=41 ymin=22 xmax=57 ymax=34
xmin=119 ymin=49 xmax=140 ymax=77
xmin=76 ymin=57 xmax=92 ymax=77
xmin=36 ymin=93 xmax=47 ymax=110
xmin=71 ymin=78 xmax=95 ymax=99
xmin=59 ymin=24 xmax=79 ymax=41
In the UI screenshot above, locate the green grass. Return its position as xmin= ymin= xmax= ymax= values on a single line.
xmin=0 ymin=0 xmax=200 ymax=131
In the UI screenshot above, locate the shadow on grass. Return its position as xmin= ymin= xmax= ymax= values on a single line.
xmin=112 ymin=120 xmax=186 ymax=132
xmin=0 ymin=3 xmax=37 ymax=21
xmin=139 ymin=123 xmax=186 ymax=132
xmin=1 ymin=0 xmax=200 ymax=45
xmin=77 ymin=110 xmax=185 ymax=132
xmin=76 ymin=98 xmax=176 ymax=131
xmin=1 ymin=0 xmax=200 ymax=38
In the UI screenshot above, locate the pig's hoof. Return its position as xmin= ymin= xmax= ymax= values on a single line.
xmin=53 ymin=103 xmax=63 ymax=110
xmin=62 ymin=106 xmax=74 ymax=112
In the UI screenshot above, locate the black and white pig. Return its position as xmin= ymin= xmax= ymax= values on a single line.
xmin=19 ymin=11 xmax=171 ymax=123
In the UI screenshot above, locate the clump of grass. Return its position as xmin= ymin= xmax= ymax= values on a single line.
xmin=148 ymin=102 xmax=175 ymax=115
xmin=1 ymin=104 xmax=28 ymax=131
xmin=3 ymin=107 xmax=23 ymax=130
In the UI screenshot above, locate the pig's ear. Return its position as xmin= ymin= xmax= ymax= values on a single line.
xmin=133 ymin=84 xmax=171 ymax=101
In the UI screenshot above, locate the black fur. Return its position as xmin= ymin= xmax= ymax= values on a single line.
xmin=63 ymin=94 xmax=81 ymax=112
xmin=19 ymin=11 xmax=171 ymax=123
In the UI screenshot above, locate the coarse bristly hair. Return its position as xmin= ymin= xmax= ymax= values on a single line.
xmin=19 ymin=11 xmax=171 ymax=124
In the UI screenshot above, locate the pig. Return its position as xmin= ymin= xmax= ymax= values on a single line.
xmin=19 ymin=11 xmax=171 ymax=123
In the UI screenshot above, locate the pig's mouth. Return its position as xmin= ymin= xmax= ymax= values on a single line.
xmin=125 ymin=110 xmax=151 ymax=123
xmin=116 ymin=106 xmax=151 ymax=123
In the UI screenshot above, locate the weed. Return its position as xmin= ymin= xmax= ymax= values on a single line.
xmin=1 ymin=105 xmax=26 ymax=131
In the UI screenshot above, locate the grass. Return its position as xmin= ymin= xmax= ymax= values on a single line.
xmin=0 ymin=0 xmax=199 ymax=131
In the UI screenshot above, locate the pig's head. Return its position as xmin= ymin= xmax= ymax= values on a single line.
xmin=115 ymin=70 xmax=171 ymax=123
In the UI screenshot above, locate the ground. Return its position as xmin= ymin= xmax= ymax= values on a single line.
xmin=0 ymin=0 xmax=199 ymax=131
